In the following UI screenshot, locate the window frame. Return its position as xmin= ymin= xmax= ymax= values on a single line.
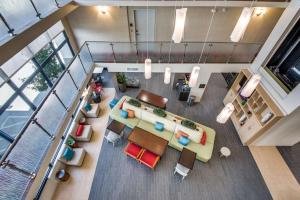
xmin=0 ymin=30 xmax=74 ymax=150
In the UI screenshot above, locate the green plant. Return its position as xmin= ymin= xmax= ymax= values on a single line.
xmin=153 ymin=108 xmax=166 ymax=117
xmin=116 ymin=72 xmax=126 ymax=84
xmin=128 ymin=99 xmax=141 ymax=107
xmin=23 ymin=46 xmax=63 ymax=91
xmin=181 ymin=119 xmax=197 ymax=130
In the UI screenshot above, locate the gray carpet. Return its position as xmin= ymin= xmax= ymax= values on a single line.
xmin=89 ymin=73 xmax=271 ymax=200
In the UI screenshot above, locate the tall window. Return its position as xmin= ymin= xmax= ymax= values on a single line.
xmin=0 ymin=31 xmax=74 ymax=159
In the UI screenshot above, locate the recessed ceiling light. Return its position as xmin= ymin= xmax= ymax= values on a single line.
xmin=97 ymin=6 xmax=109 ymax=15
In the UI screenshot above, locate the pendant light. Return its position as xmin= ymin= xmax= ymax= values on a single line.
xmin=144 ymin=0 xmax=152 ymax=79
xmin=172 ymin=8 xmax=187 ymax=43
xmin=145 ymin=58 xmax=152 ymax=79
xmin=240 ymin=74 xmax=261 ymax=98
xmin=216 ymin=103 xmax=235 ymax=124
xmin=164 ymin=67 xmax=171 ymax=84
xmin=189 ymin=66 xmax=200 ymax=87
xmin=230 ymin=3 xmax=254 ymax=42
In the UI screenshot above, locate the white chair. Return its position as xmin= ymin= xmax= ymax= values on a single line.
xmin=58 ymin=144 xmax=86 ymax=167
xmin=104 ymin=131 xmax=123 ymax=147
xmin=174 ymin=163 xmax=190 ymax=180
xmin=69 ymin=122 xmax=93 ymax=142
xmin=81 ymin=103 xmax=101 ymax=118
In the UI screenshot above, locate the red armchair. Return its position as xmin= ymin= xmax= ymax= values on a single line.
xmin=124 ymin=142 xmax=143 ymax=160
xmin=138 ymin=150 xmax=160 ymax=169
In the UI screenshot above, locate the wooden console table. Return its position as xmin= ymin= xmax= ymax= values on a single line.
xmin=128 ymin=127 xmax=168 ymax=156
xmin=136 ymin=90 xmax=168 ymax=109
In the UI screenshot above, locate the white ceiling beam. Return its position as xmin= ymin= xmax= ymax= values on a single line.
xmin=75 ymin=1 xmax=289 ymax=8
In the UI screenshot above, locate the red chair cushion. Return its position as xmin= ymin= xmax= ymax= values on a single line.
xmin=124 ymin=143 xmax=142 ymax=158
xmin=200 ymin=130 xmax=207 ymax=145
xmin=76 ymin=125 xmax=84 ymax=136
xmin=139 ymin=150 xmax=159 ymax=168
xmin=119 ymin=99 xmax=126 ymax=110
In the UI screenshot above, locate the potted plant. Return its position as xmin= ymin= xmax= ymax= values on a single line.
xmin=128 ymin=99 xmax=141 ymax=107
xmin=181 ymin=119 xmax=197 ymax=130
xmin=153 ymin=108 xmax=166 ymax=117
xmin=116 ymin=72 xmax=126 ymax=92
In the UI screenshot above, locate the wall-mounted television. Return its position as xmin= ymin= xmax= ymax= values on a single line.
xmin=265 ymin=17 xmax=300 ymax=93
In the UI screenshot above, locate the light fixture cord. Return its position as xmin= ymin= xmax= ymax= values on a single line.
xmin=147 ymin=0 xmax=149 ymax=59
xmin=197 ymin=0 xmax=218 ymax=64
xmin=168 ymin=0 xmax=178 ymax=63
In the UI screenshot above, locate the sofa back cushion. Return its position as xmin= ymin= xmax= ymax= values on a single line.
xmin=141 ymin=110 xmax=176 ymax=132
xmin=175 ymin=124 xmax=203 ymax=143
xmin=122 ymin=101 xmax=142 ymax=118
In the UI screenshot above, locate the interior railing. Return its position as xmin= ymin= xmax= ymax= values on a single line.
xmin=86 ymin=41 xmax=263 ymax=64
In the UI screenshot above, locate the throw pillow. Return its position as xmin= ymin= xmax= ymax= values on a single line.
xmin=178 ymin=130 xmax=189 ymax=138
xmin=76 ymin=125 xmax=84 ymax=136
xmin=119 ymin=99 xmax=126 ymax=110
xmin=67 ymin=137 xmax=75 ymax=146
xmin=120 ymin=110 xmax=128 ymax=118
xmin=200 ymin=130 xmax=207 ymax=145
xmin=63 ymin=147 xmax=74 ymax=161
xmin=126 ymin=109 xmax=135 ymax=118
xmin=178 ymin=136 xmax=190 ymax=146
xmin=84 ymin=103 xmax=92 ymax=111
xmin=175 ymin=133 xmax=181 ymax=139
xmin=155 ymin=122 xmax=164 ymax=131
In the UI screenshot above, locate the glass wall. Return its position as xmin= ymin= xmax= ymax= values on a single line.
xmin=0 ymin=31 xmax=74 ymax=159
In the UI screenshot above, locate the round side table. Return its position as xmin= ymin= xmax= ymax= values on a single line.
xmin=55 ymin=169 xmax=70 ymax=182
xmin=220 ymin=147 xmax=231 ymax=158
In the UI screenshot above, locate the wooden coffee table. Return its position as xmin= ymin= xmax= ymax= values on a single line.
xmin=178 ymin=148 xmax=197 ymax=170
xmin=127 ymin=127 xmax=168 ymax=156
xmin=136 ymin=90 xmax=168 ymax=109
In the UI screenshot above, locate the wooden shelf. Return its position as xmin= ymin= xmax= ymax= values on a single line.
xmin=226 ymin=69 xmax=283 ymax=145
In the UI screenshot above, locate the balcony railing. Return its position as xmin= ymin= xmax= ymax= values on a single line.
xmin=87 ymin=41 xmax=262 ymax=64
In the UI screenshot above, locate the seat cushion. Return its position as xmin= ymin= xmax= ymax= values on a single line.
xmin=109 ymin=98 xmax=119 ymax=109
xmin=139 ymin=150 xmax=159 ymax=168
xmin=200 ymin=130 xmax=207 ymax=145
xmin=126 ymin=109 xmax=135 ymax=118
xmin=84 ymin=103 xmax=92 ymax=111
xmin=120 ymin=110 xmax=128 ymax=118
xmin=63 ymin=147 xmax=74 ymax=161
xmin=137 ymin=120 xmax=174 ymax=141
xmin=178 ymin=136 xmax=190 ymax=146
xmin=155 ymin=122 xmax=164 ymax=131
xmin=124 ymin=143 xmax=142 ymax=158
xmin=123 ymin=101 xmax=142 ymax=118
xmin=175 ymin=124 xmax=203 ymax=143
xmin=72 ymin=125 xmax=92 ymax=142
xmin=76 ymin=125 xmax=84 ymax=136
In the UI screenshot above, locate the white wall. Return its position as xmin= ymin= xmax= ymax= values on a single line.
xmin=154 ymin=7 xmax=283 ymax=43
xmin=95 ymin=63 xmax=249 ymax=101
xmin=67 ymin=6 xmax=283 ymax=45
xmin=253 ymin=106 xmax=300 ymax=146
xmin=250 ymin=1 xmax=300 ymax=115
xmin=67 ymin=6 xmax=131 ymax=46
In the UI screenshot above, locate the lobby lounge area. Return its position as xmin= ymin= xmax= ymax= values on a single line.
xmin=0 ymin=1 xmax=300 ymax=200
